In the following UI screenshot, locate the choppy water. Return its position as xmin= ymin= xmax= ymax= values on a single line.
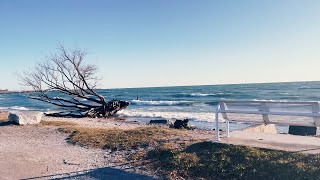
xmin=1 ymin=81 xmax=320 ymax=130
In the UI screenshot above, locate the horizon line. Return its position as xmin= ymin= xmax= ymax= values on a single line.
xmin=102 ymin=80 xmax=320 ymax=90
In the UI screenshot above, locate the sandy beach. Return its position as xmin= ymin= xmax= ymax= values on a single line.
xmin=0 ymin=115 xmax=214 ymax=179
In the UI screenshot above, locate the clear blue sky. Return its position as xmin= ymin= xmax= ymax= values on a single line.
xmin=1 ymin=0 xmax=320 ymax=90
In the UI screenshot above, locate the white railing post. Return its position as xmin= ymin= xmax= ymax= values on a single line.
xmin=226 ymin=120 xmax=230 ymax=138
xmin=259 ymin=102 xmax=270 ymax=124
xmin=215 ymin=104 xmax=220 ymax=142
xmin=312 ymin=102 xmax=320 ymax=127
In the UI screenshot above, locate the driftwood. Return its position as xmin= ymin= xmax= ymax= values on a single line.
xmin=20 ymin=45 xmax=129 ymax=118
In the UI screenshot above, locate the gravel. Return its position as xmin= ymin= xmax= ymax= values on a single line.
xmin=0 ymin=120 xmax=157 ymax=179
xmin=0 ymin=116 xmax=213 ymax=179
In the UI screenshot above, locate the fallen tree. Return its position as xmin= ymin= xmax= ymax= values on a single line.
xmin=20 ymin=45 xmax=129 ymax=118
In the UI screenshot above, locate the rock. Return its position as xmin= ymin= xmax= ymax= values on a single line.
xmin=288 ymin=125 xmax=317 ymax=136
xmin=0 ymin=111 xmax=9 ymax=122
xmin=149 ymin=119 xmax=170 ymax=124
xmin=127 ymin=120 xmax=140 ymax=124
xmin=8 ymin=111 xmax=43 ymax=125
xmin=187 ymin=125 xmax=196 ymax=130
xmin=173 ymin=119 xmax=189 ymax=129
xmin=243 ymin=124 xmax=277 ymax=134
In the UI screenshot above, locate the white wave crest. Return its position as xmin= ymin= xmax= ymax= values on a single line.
xmin=118 ymin=109 xmax=225 ymax=122
xmin=190 ymin=93 xmax=223 ymax=97
xmin=131 ymin=100 xmax=191 ymax=106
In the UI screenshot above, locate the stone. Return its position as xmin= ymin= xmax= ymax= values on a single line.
xmin=173 ymin=119 xmax=189 ymax=129
xmin=288 ymin=125 xmax=317 ymax=136
xmin=243 ymin=124 xmax=277 ymax=134
xmin=149 ymin=119 xmax=170 ymax=124
xmin=8 ymin=111 xmax=43 ymax=125
xmin=127 ymin=120 xmax=140 ymax=124
xmin=187 ymin=125 xmax=196 ymax=130
xmin=0 ymin=111 xmax=9 ymax=122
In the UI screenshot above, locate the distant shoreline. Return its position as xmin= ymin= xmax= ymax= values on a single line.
xmin=0 ymin=91 xmax=32 ymax=94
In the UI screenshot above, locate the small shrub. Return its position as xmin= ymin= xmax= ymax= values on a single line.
xmin=174 ymin=152 xmax=199 ymax=177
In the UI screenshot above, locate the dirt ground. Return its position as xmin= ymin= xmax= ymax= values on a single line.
xmin=0 ymin=116 xmax=213 ymax=180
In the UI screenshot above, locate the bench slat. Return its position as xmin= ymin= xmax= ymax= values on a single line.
xmin=218 ymin=109 xmax=320 ymax=117
xmin=227 ymin=120 xmax=316 ymax=127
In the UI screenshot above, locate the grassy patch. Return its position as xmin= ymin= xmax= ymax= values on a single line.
xmin=60 ymin=126 xmax=183 ymax=151
xmin=56 ymin=123 xmax=320 ymax=179
xmin=40 ymin=120 xmax=78 ymax=127
xmin=146 ymin=141 xmax=320 ymax=179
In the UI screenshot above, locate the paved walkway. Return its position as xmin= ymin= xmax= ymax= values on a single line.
xmin=221 ymin=131 xmax=320 ymax=154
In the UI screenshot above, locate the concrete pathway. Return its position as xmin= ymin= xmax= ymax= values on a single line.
xmin=221 ymin=131 xmax=320 ymax=154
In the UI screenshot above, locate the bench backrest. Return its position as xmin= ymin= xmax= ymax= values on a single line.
xmin=217 ymin=100 xmax=320 ymax=127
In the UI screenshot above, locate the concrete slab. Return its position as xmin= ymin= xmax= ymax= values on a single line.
xmin=221 ymin=131 xmax=320 ymax=154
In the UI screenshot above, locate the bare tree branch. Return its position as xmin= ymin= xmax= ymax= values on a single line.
xmin=19 ymin=45 xmax=129 ymax=118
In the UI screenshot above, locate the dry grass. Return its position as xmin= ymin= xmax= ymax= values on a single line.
xmin=39 ymin=119 xmax=320 ymax=179
xmin=128 ymin=150 xmax=147 ymax=161
xmin=40 ymin=120 xmax=78 ymax=127
xmin=59 ymin=126 xmax=184 ymax=151
xmin=147 ymin=141 xmax=320 ymax=179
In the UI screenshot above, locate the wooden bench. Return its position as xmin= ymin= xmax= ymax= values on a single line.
xmin=215 ymin=100 xmax=320 ymax=141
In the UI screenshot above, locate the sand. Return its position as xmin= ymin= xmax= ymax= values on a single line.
xmin=0 ymin=116 xmax=214 ymax=180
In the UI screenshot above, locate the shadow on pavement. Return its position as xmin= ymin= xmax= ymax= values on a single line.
xmin=22 ymin=167 xmax=157 ymax=180
xmin=0 ymin=121 xmax=15 ymax=126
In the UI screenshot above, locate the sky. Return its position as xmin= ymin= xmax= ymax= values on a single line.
xmin=0 ymin=0 xmax=320 ymax=90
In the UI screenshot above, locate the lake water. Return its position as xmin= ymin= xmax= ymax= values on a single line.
xmin=1 ymin=81 xmax=320 ymax=131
